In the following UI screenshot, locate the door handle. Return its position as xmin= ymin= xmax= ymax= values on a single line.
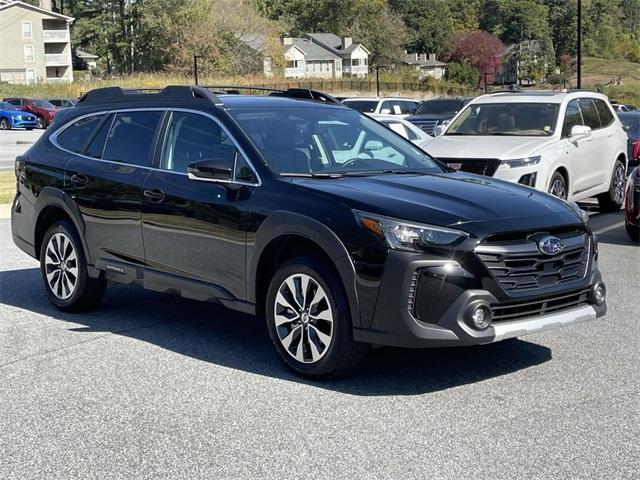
xmin=70 ymin=173 xmax=89 ymax=187
xmin=143 ymin=188 xmax=165 ymax=202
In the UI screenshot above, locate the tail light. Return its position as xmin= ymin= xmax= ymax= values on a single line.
xmin=15 ymin=156 xmax=26 ymax=180
xmin=633 ymin=140 xmax=640 ymax=161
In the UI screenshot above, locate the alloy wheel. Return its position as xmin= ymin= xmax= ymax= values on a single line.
xmin=37 ymin=117 xmax=46 ymax=129
xmin=273 ymin=273 xmax=334 ymax=364
xmin=0 ymin=118 xmax=9 ymax=130
xmin=613 ymin=163 xmax=625 ymax=205
xmin=550 ymin=177 xmax=567 ymax=199
xmin=44 ymin=233 xmax=78 ymax=300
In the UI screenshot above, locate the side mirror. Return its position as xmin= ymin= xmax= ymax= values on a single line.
xmin=380 ymin=108 xmax=391 ymax=114
xmin=409 ymin=107 xmax=417 ymax=115
xmin=364 ymin=140 xmax=383 ymax=151
xmin=622 ymin=125 xmax=630 ymax=132
xmin=433 ymin=125 xmax=445 ymax=136
xmin=570 ymin=124 xmax=592 ymax=140
xmin=187 ymin=155 xmax=235 ymax=182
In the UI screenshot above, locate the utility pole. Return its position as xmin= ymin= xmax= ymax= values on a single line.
xmin=376 ymin=65 xmax=381 ymax=97
xmin=577 ymin=0 xmax=582 ymax=89
xmin=193 ymin=55 xmax=203 ymax=85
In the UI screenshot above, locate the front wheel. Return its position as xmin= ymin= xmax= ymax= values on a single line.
xmin=598 ymin=160 xmax=626 ymax=212
xmin=40 ymin=220 xmax=106 ymax=312
xmin=265 ymin=257 xmax=368 ymax=378
xmin=0 ymin=118 xmax=11 ymax=130
xmin=548 ymin=171 xmax=568 ymax=199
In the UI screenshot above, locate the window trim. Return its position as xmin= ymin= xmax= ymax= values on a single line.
xmin=22 ymin=21 xmax=32 ymax=39
xmin=49 ymin=107 xmax=262 ymax=187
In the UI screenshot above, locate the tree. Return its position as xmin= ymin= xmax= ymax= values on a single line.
xmin=447 ymin=31 xmax=504 ymax=85
xmin=445 ymin=62 xmax=480 ymax=85
xmin=545 ymin=0 xmax=577 ymax=59
xmin=390 ymin=0 xmax=454 ymax=56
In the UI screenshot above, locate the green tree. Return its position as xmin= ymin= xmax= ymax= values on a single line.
xmin=445 ymin=62 xmax=481 ymax=85
xmin=545 ymin=0 xmax=577 ymax=58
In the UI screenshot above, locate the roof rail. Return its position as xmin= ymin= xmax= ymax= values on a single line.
xmin=201 ymin=85 xmax=341 ymax=104
xmin=77 ymin=85 xmax=223 ymax=107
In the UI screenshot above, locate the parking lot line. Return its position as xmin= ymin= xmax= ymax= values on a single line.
xmin=593 ymin=221 xmax=626 ymax=235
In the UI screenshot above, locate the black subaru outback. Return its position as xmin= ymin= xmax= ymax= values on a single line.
xmin=11 ymin=85 xmax=607 ymax=377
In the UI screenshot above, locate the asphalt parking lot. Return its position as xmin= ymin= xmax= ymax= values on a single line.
xmin=0 ymin=205 xmax=638 ymax=478
xmin=0 ymin=130 xmax=41 ymax=171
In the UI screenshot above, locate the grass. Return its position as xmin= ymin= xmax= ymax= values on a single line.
xmin=0 ymin=170 xmax=16 ymax=205
xmin=582 ymin=57 xmax=640 ymax=105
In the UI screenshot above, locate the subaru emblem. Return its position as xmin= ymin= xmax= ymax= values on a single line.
xmin=538 ymin=236 xmax=565 ymax=255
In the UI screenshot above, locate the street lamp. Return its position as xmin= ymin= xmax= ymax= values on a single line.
xmin=577 ymin=0 xmax=582 ymax=89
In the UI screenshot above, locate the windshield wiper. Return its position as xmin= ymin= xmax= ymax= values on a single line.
xmin=280 ymin=172 xmax=344 ymax=178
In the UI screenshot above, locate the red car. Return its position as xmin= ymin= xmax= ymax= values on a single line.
xmin=625 ymin=167 xmax=640 ymax=241
xmin=2 ymin=97 xmax=58 ymax=129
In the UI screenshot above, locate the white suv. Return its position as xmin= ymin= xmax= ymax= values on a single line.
xmin=425 ymin=91 xmax=628 ymax=210
xmin=342 ymin=97 xmax=419 ymax=118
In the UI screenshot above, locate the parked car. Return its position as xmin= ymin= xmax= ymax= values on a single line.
xmin=0 ymin=101 xmax=38 ymax=130
xmin=48 ymin=98 xmax=78 ymax=108
xmin=611 ymin=102 xmax=636 ymax=112
xmin=625 ymin=167 xmax=640 ymax=242
xmin=425 ymin=91 xmax=628 ymax=211
xmin=370 ymin=113 xmax=433 ymax=150
xmin=341 ymin=97 xmax=419 ymax=117
xmin=11 ymin=85 xmax=607 ymax=377
xmin=2 ymin=97 xmax=58 ymax=129
xmin=407 ymin=97 xmax=473 ymax=135
xmin=617 ymin=111 xmax=640 ymax=169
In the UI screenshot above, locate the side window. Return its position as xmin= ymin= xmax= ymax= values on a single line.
xmin=380 ymin=100 xmax=393 ymax=113
xmin=594 ymin=99 xmax=614 ymax=127
xmin=162 ymin=111 xmax=254 ymax=183
xmin=56 ymin=114 xmax=105 ymax=153
xmin=85 ymin=114 xmax=113 ymax=158
xmin=562 ymin=100 xmax=583 ymax=137
xmin=401 ymin=101 xmax=417 ymax=114
xmin=404 ymin=124 xmax=419 ymax=140
xmin=384 ymin=121 xmax=409 ymax=138
xmin=103 ymin=111 xmax=163 ymax=167
xmin=578 ymin=98 xmax=601 ymax=130
xmin=7 ymin=99 xmax=20 ymax=106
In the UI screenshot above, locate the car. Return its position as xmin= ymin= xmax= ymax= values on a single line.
xmin=424 ymin=91 xmax=628 ymax=211
xmin=2 ymin=97 xmax=58 ymax=129
xmin=48 ymin=98 xmax=78 ymax=108
xmin=617 ymin=111 xmax=640 ymax=169
xmin=407 ymin=97 xmax=473 ymax=135
xmin=625 ymin=167 xmax=640 ymax=242
xmin=370 ymin=114 xmax=433 ymax=150
xmin=341 ymin=97 xmax=419 ymax=118
xmin=0 ymin=101 xmax=38 ymax=130
xmin=11 ymin=85 xmax=607 ymax=378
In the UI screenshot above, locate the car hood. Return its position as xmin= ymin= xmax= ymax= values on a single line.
xmin=424 ymin=135 xmax=555 ymax=160
xmin=292 ymin=172 xmax=581 ymax=236
xmin=0 ymin=108 xmax=32 ymax=116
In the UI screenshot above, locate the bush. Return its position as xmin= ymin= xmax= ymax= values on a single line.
xmin=445 ymin=62 xmax=480 ymax=86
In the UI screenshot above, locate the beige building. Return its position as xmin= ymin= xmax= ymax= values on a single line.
xmin=0 ymin=0 xmax=74 ymax=84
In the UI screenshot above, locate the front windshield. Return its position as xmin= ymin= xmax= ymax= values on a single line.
xmin=446 ymin=102 xmax=560 ymax=136
xmin=342 ymin=100 xmax=378 ymax=113
xmin=33 ymin=99 xmax=55 ymax=108
xmin=229 ymin=107 xmax=442 ymax=176
xmin=416 ymin=100 xmax=463 ymax=115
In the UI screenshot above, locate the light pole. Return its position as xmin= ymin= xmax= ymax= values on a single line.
xmin=193 ymin=55 xmax=204 ymax=85
xmin=376 ymin=65 xmax=381 ymax=97
xmin=577 ymin=0 xmax=582 ymax=89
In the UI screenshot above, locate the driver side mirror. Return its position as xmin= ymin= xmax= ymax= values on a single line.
xmin=570 ymin=124 xmax=592 ymax=140
xmin=187 ymin=154 xmax=235 ymax=182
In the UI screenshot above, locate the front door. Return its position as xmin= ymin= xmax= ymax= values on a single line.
xmin=141 ymin=110 xmax=258 ymax=300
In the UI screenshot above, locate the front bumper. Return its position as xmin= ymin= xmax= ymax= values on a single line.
xmin=10 ymin=116 xmax=38 ymax=128
xmin=353 ymin=250 xmax=606 ymax=348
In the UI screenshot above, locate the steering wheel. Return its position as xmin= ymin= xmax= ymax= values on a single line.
xmin=341 ymin=156 xmax=371 ymax=169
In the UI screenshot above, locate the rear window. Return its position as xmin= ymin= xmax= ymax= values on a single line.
xmin=56 ymin=114 xmax=105 ymax=153
xmin=416 ymin=99 xmax=463 ymax=115
xmin=102 ymin=111 xmax=162 ymax=167
xmin=342 ymin=100 xmax=378 ymax=113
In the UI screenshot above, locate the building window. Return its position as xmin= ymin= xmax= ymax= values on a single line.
xmin=24 ymin=45 xmax=34 ymax=63
xmin=26 ymin=69 xmax=36 ymax=85
xmin=22 ymin=21 xmax=33 ymax=39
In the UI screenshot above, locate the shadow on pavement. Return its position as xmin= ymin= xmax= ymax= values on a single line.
xmin=0 ymin=267 xmax=552 ymax=396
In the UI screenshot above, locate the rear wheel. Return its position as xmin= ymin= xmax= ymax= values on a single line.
xmin=598 ymin=160 xmax=626 ymax=212
xmin=0 ymin=118 xmax=10 ymax=130
xmin=548 ymin=171 xmax=567 ymax=199
xmin=265 ymin=257 xmax=368 ymax=378
xmin=40 ymin=220 xmax=106 ymax=312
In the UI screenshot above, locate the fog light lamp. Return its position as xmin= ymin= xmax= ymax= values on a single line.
xmin=594 ymin=284 xmax=606 ymax=305
xmin=471 ymin=306 xmax=492 ymax=330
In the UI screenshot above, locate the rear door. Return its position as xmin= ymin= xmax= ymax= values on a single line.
xmin=61 ymin=109 xmax=164 ymax=268
xmin=578 ymin=98 xmax=609 ymax=190
xmin=561 ymin=99 xmax=592 ymax=195
xmin=141 ymin=110 xmax=258 ymax=300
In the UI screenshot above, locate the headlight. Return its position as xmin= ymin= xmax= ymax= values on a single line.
xmin=500 ymin=155 xmax=541 ymax=169
xmin=568 ymin=201 xmax=590 ymax=223
xmin=354 ymin=210 xmax=469 ymax=251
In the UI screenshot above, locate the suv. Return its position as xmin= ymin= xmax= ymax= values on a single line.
xmin=3 ymin=97 xmax=59 ymax=129
xmin=407 ymin=97 xmax=473 ymax=135
xmin=425 ymin=91 xmax=628 ymax=211
xmin=342 ymin=97 xmax=419 ymax=117
xmin=11 ymin=86 xmax=607 ymax=377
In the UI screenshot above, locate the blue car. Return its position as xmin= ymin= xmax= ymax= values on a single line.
xmin=0 ymin=101 xmax=38 ymax=130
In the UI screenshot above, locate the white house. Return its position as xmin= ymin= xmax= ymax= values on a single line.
xmin=404 ymin=53 xmax=447 ymax=80
xmin=304 ymin=33 xmax=370 ymax=77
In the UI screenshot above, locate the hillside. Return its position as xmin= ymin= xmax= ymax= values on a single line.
xmin=582 ymin=57 xmax=640 ymax=104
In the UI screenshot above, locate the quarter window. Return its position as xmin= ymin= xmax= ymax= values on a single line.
xmin=578 ymin=99 xmax=601 ymax=130
xmin=594 ymin=99 xmax=614 ymax=127
xmin=85 ymin=114 xmax=113 ymax=158
xmin=102 ymin=111 xmax=162 ymax=167
xmin=562 ymin=100 xmax=584 ymax=137
xmin=56 ymin=114 xmax=105 ymax=154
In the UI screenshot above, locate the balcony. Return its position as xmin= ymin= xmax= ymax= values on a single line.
xmin=45 ymin=53 xmax=70 ymax=66
xmin=43 ymin=29 xmax=69 ymax=43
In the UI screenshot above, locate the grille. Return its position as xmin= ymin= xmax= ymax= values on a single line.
xmin=475 ymin=232 xmax=591 ymax=292
xmin=491 ymin=288 xmax=590 ymax=322
xmin=410 ymin=120 xmax=438 ymax=135
xmin=437 ymin=158 xmax=501 ymax=176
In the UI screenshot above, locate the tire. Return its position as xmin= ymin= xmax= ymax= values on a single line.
xmin=0 ymin=118 xmax=10 ymax=130
xmin=598 ymin=160 xmax=626 ymax=212
xmin=548 ymin=170 xmax=568 ymax=199
xmin=40 ymin=220 xmax=106 ymax=312
xmin=627 ymin=222 xmax=639 ymax=242
xmin=36 ymin=116 xmax=47 ymax=129
xmin=25 ymin=127 xmax=34 ymax=131
xmin=265 ymin=256 xmax=369 ymax=378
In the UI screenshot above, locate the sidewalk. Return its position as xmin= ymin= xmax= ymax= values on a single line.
xmin=0 ymin=203 xmax=11 ymax=219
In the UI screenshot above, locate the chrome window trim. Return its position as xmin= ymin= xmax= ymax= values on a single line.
xmin=49 ymin=107 xmax=262 ymax=187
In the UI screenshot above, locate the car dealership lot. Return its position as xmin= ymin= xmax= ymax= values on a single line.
xmin=0 ymin=211 xmax=638 ymax=479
